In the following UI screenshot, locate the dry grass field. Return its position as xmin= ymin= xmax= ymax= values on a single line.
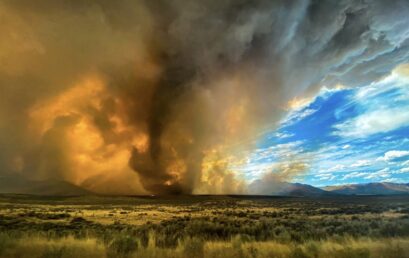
xmin=1 ymin=194 xmax=409 ymax=258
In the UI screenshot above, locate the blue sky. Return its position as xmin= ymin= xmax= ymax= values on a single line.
xmin=236 ymin=68 xmax=409 ymax=186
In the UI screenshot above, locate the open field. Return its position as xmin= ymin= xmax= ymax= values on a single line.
xmin=1 ymin=194 xmax=409 ymax=257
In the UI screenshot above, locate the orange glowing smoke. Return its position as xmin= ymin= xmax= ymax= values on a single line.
xmin=28 ymin=75 xmax=147 ymax=194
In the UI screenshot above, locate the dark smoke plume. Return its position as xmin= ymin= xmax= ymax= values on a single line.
xmin=1 ymin=0 xmax=409 ymax=194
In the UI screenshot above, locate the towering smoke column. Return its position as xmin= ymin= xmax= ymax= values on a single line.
xmin=1 ymin=0 xmax=409 ymax=194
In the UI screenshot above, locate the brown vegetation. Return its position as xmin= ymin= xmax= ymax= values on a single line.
xmin=0 ymin=195 xmax=408 ymax=257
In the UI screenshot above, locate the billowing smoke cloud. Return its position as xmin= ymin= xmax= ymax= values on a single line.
xmin=1 ymin=0 xmax=409 ymax=194
xmin=248 ymin=162 xmax=309 ymax=195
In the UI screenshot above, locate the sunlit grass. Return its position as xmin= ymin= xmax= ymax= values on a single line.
xmin=1 ymin=233 xmax=409 ymax=258
xmin=1 ymin=195 xmax=409 ymax=257
xmin=0 ymin=234 xmax=105 ymax=258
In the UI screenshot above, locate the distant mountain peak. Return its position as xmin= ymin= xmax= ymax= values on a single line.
xmin=323 ymin=182 xmax=409 ymax=195
xmin=271 ymin=182 xmax=337 ymax=197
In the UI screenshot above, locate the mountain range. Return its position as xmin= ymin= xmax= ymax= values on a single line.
xmin=0 ymin=175 xmax=91 ymax=196
xmin=270 ymin=182 xmax=338 ymax=196
xmin=276 ymin=182 xmax=409 ymax=196
xmin=323 ymin=182 xmax=409 ymax=195
xmin=0 ymin=175 xmax=409 ymax=196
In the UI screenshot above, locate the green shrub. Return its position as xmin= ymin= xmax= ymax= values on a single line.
xmin=333 ymin=247 xmax=370 ymax=258
xmin=183 ymin=237 xmax=204 ymax=258
xmin=0 ymin=233 xmax=14 ymax=256
xmin=290 ymin=247 xmax=309 ymax=258
xmin=41 ymin=246 xmax=66 ymax=258
xmin=304 ymin=242 xmax=319 ymax=258
xmin=108 ymin=235 xmax=138 ymax=257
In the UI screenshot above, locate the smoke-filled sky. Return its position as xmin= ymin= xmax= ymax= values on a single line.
xmin=1 ymin=0 xmax=409 ymax=195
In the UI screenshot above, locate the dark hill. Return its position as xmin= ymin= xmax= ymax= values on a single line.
xmin=0 ymin=175 xmax=91 ymax=196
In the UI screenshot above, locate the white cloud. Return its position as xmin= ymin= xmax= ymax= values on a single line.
xmin=342 ymin=172 xmax=368 ymax=180
xmin=275 ymin=132 xmax=294 ymax=139
xmin=325 ymin=164 xmax=346 ymax=172
xmin=383 ymin=178 xmax=403 ymax=183
xmin=350 ymin=159 xmax=371 ymax=168
xmin=364 ymin=168 xmax=391 ymax=179
xmin=377 ymin=150 xmax=409 ymax=162
xmin=315 ymin=173 xmax=336 ymax=181
xmin=355 ymin=86 xmax=378 ymax=99
xmin=249 ymin=141 xmax=305 ymax=163
xmin=333 ymin=74 xmax=409 ymax=139
xmin=281 ymin=108 xmax=318 ymax=126
xmin=398 ymin=167 xmax=409 ymax=173
xmin=334 ymin=109 xmax=409 ymax=138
